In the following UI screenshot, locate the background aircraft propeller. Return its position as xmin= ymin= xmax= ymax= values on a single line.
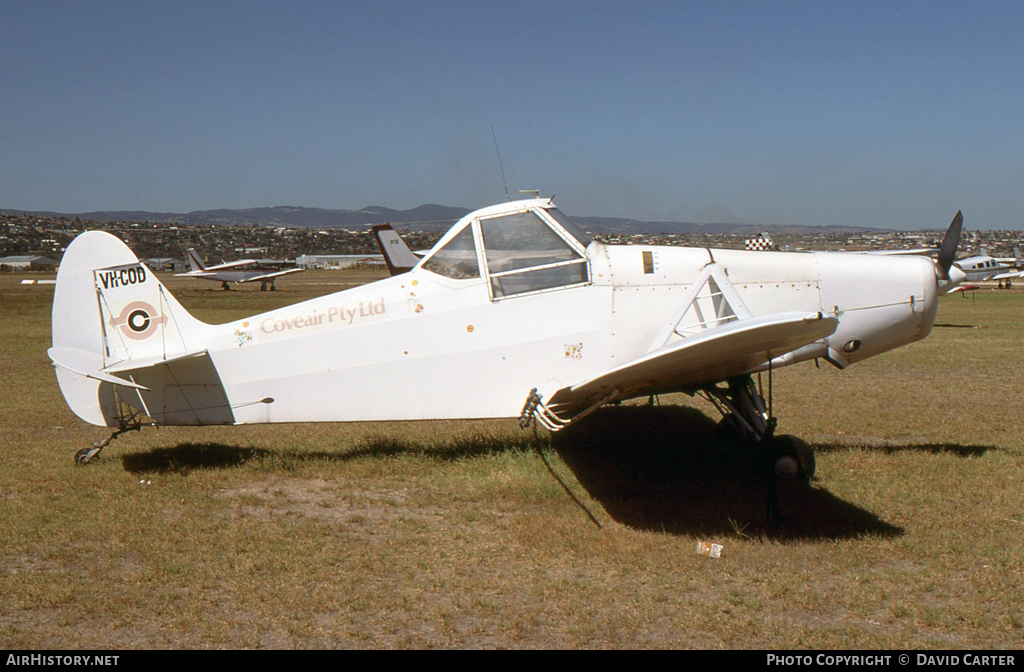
xmin=936 ymin=210 xmax=964 ymax=282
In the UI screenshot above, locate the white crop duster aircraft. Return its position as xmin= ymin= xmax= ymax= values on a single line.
xmin=49 ymin=198 xmax=965 ymax=491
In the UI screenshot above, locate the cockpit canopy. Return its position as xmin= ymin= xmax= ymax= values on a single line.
xmin=420 ymin=201 xmax=592 ymax=300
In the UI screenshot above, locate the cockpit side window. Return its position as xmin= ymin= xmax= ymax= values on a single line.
xmin=421 ymin=225 xmax=480 ymax=279
xmin=480 ymin=210 xmax=590 ymax=299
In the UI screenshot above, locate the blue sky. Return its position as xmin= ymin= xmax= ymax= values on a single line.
xmin=2 ymin=1 xmax=1023 ymax=229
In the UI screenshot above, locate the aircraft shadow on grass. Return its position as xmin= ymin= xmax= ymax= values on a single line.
xmin=119 ymin=405 xmax=993 ymax=542
xmin=811 ymin=441 xmax=993 ymax=458
xmin=551 ymin=406 xmax=889 ymax=541
xmin=551 ymin=406 xmax=998 ymax=540
xmin=119 ymin=432 xmax=532 ymax=476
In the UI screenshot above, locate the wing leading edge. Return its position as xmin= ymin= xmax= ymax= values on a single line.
xmin=235 ymin=267 xmax=305 ymax=284
xmin=546 ymin=311 xmax=838 ymax=415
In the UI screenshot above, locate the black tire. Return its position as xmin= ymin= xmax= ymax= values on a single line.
xmin=771 ymin=434 xmax=815 ymax=481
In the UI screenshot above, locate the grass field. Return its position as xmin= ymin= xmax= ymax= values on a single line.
xmin=1 ymin=271 xmax=1022 ymax=649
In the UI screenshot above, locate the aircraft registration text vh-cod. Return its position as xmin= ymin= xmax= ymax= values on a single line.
xmin=49 ymin=197 xmax=966 ymax=490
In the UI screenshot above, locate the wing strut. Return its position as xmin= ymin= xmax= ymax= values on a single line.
xmin=647 ymin=262 xmax=753 ymax=353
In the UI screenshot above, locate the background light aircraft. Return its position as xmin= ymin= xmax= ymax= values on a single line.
xmin=49 ymin=198 xmax=965 ymax=517
xmin=176 ymin=248 xmax=304 ymax=290
xmin=953 ymin=247 xmax=1023 ymax=283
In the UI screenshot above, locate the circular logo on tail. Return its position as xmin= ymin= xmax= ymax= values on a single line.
xmin=109 ymin=301 xmax=167 ymax=340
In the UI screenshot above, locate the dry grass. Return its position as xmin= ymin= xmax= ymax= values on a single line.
xmin=1 ymin=271 xmax=1022 ymax=649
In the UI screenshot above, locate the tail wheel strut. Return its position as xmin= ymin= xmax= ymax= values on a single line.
xmin=75 ymin=395 xmax=151 ymax=465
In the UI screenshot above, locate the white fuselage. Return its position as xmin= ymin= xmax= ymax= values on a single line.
xmin=51 ymin=199 xmax=944 ymax=428
xmin=954 ymin=255 xmax=1016 ymax=281
xmin=204 ymin=241 xmax=936 ymax=424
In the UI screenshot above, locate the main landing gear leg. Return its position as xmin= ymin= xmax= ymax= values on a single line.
xmin=698 ymin=374 xmax=815 ymax=525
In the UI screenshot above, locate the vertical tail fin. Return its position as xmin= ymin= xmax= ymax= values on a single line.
xmin=185 ymin=248 xmax=208 ymax=272
xmin=50 ymin=231 xmax=211 ymax=426
xmin=371 ymin=223 xmax=420 ymax=276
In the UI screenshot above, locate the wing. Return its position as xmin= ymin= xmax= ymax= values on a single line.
xmin=236 ymin=267 xmax=305 ymax=283
xmin=205 ymin=259 xmax=258 ymax=270
xmin=868 ymin=248 xmax=938 ymax=257
xmin=947 ymin=284 xmax=979 ymax=294
xmin=546 ymin=311 xmax=837 ymax=415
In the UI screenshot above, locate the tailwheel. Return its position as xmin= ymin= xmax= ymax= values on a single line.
xmin=75 ymin=442 xmax=106 ymax=465
xmin=74 ymin=398 xmax=150 ymax=465
xmin=75 ymin=432 xmax=119 ymax=465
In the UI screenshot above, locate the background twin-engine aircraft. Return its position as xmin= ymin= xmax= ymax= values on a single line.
xmin=176 ymin=248 xmax=304 ymax=290
xmin=952 ymin=247 xmax=1023 ymax=283
xmin=49 ymin=198 xmax=965 ymax=487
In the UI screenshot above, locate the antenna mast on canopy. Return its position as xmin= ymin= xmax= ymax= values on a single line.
xmin=490 ymin=125 xmax=510 ymax=201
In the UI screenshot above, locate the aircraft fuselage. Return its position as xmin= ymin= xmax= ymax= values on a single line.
xmin=51 ymin=199 xmax=948 ymax=429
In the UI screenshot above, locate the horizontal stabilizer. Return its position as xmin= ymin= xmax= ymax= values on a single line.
xmin=548 ymin=311 xmax=838 ymax=412
xmin=101 ymin=348 xmax=211 ymax=374
xmin=48 ymin=347 xmax=149 ymax=390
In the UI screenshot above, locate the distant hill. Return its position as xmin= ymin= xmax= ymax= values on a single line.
xmin=0 ymin=204 xmax=473 ymax=232
xmin=1 ymin=204 xmax=875 ymax=235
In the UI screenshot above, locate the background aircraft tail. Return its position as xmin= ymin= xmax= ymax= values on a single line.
xmin=50 ymin=231 xmax=211 ymax=426
xmin=372 ymin=223 xmax=420 ymax=275
xmin=185 ymin=248 xmax=208 ymax=272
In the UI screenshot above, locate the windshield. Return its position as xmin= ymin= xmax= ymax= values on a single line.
xmin=480 ymin=211 xmax=582 ymax=273
xmin=421 ymin=225 xmax=480 ymax=279
xmin=543 ymin=208 xmax=592 ymax=247
xmin=479 ymin=209 xmax=590 ymax=299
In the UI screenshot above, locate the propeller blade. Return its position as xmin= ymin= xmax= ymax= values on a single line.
xmin=936 ymin=210 xmax=963 ymax=281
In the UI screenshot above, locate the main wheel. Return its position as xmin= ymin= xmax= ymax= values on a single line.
xmin=770 ymin=434 xmax=815 ymax=481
